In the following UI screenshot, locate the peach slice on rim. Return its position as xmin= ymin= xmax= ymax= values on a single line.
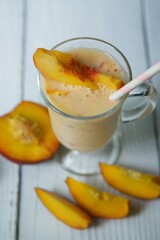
xmin=53 ymin=50 xmax=125 ymax=90
xmin=33 ymin=48 xmax=98 ymax=90
xmin=33 ymin=49 xmax=124 ymax=91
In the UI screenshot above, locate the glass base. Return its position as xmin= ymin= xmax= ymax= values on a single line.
xmin=57 ymin=133 xmax=122 ymax=175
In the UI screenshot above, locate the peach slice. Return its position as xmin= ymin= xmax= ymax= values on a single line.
xmin=46 ymin=89 xmax=68 ymax=95
xmin=33 ymin=48 xmax=124 ymax=91
xmin=53 ymin=50 xmax=125 ymax=90
xmin=92 ymin=74 xmax=124 ymax=90
xmin=54 ymin=50 xmax=73 ymax=65
xmin=100 ymin=163 xmax=160 ymax=199
xmin=66 ymin=177 xmax=130 ymax=219
xmin=33 ymin=48 xmax=98 ymax=90
xmin=0 ymin=101 xmax=60 ymax=164
xmin=35 ymin=188 xmax=92 ymax=229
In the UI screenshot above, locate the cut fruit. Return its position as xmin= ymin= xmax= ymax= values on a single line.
xmin=35 ymin=188 xmax=92 ymax=229
xmin=0 ymin=101 xmax=60 ymax=164
xmin=54 ymin=50 xmax=73 ymax=65
xmin=92 ymin=74 xmax=124 ymax=90
xmin=100 ymin=163 xmax=160 ymax=199
xmin=33 ymin=49 xmax=124 ymax=90
xmin=46 ymin=89 xmax=68 ymax=95
xmin=55 ymin=50 xmax=125 ymax=90
xmin=33 ymin=48 xmax=98 ymax=90
xmin=66 ymin=177 xmax=130 ymax=219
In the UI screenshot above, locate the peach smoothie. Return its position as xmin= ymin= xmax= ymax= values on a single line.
xmin=39 ymin=48 xmax=125 ymax=152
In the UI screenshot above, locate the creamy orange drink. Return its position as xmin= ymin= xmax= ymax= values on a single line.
xmin=45 ymin=48 xmax=124 ymax=116
xmin=34 ymin=46 xmax=125 ymax=152
xmin=33 ymin=38 xmax=157 ymax=174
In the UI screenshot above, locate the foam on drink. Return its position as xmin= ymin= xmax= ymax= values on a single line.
xmin=43 ymin=48 xmax=124 ymax=117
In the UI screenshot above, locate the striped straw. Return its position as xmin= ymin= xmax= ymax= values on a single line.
xmin=109 ymin=61 xmax=160 ymax=101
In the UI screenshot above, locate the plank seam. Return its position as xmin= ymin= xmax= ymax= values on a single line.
xmin=15 ymin=0 xmax=28 ymax=239
xmin=15 ymin=167 xmax=22 ymax=240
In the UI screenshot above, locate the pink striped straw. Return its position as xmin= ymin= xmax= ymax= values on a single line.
xmin=109 ymin=61 xmax=160 ymax=101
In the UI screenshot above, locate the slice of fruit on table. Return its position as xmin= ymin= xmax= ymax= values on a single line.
xmin=0 ymin=101 xmax=60 ymax=164
xmin=33 ymin=48 xmax=124 ymax=91
xmin=66 ymin=177 xmax=130 ymax=219
xmin=100 ymin=163 xmax=160 ymax=199
xmin=35 ymin=188 xmax=92 ymax=229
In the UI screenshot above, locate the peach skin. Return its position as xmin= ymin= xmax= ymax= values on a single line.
xmin=66 ymin=177 xmax=130 ymax=219
xmin=35 ymin=188 xmax=92 ymax=229
xmin=100 ymin=163 xmax=160 ymax=199
xmin=0 ymin=101 xmax=60 ymax=164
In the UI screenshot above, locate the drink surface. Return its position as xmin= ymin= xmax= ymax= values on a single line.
xmin=42 ymin=48 xmax=125 ymax=117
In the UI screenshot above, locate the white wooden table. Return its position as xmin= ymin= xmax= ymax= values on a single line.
xmin=0 ymin=0 xmax=160 ymax=239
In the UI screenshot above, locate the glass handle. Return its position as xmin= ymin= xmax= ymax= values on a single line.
xmin=121 ymin=83 xmax=158 ymax=123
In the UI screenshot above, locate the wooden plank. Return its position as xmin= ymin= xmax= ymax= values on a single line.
xmin=18 ymin=0 xmax=159 ymax=239
xmin=143 ymin=0 xmax=160 ymax=171
xmin=0 ymin=0 xmax=23 ymax=239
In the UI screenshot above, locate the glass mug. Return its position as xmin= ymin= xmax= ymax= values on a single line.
xmin=38 ymin=37 xmax=158 ymax=175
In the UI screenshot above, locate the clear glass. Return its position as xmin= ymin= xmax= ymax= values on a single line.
xmin=38 ymin=37 xmax=157 ymax=175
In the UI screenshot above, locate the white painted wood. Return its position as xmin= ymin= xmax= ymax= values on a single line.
xmin=0 ymin=0 xmax=23 ymax=239
xmin=144 ymin=0 xmax=160 ymax=161
xmin=1 ymin=0 xmax=160 ymax=239
xmin=17 ymin=0 xmax=160 ymax=240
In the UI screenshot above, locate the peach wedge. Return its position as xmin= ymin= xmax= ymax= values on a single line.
xmin=100 ymin=163 xmax=160 ymax=199
xmin=0 ymin=101 xmax=60 ymax=164
xmin=66 ymin=177 xmax=130 ymax=219
xmin=46 ymin=89 xmax=68 ymax=96
xmin=33 ymin=48 xmax=98 ymax=90
xmin=55 ymin=50 xmax=124 ymax=90
xmin=35 ymin=188 xmax=92 ymax=229
xmin=33 ymin=49 xmax=124 ymax=91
